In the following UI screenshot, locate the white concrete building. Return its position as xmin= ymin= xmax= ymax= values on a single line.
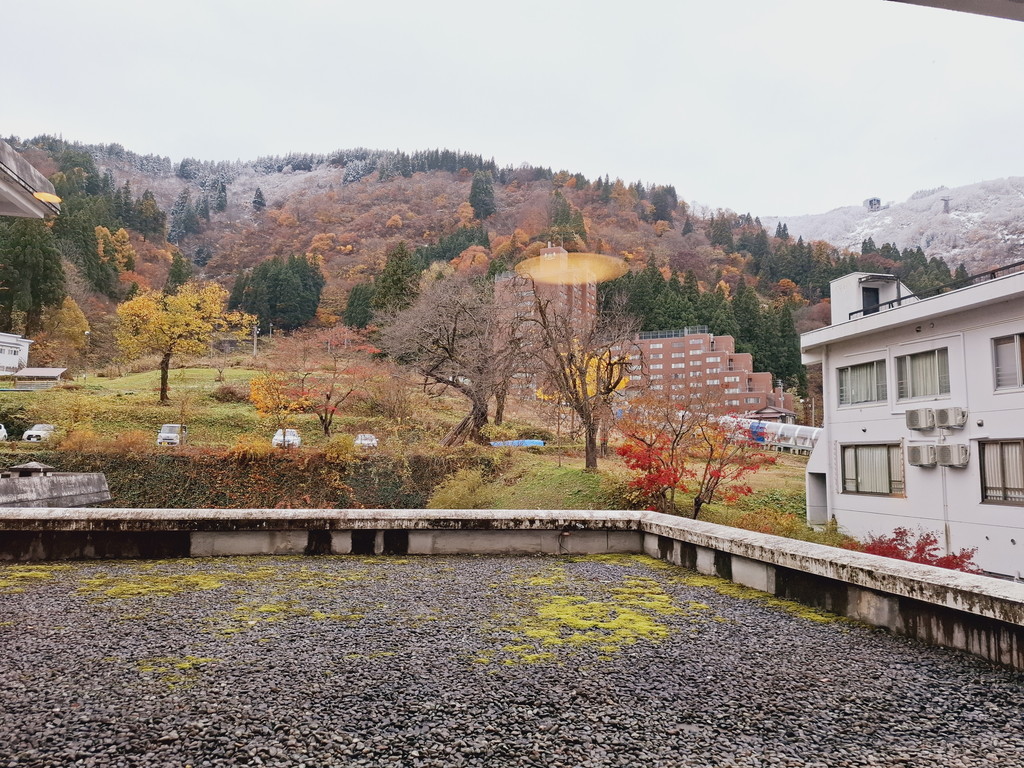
xmin=0 ymin=333 xmax=33 ymax=375
xmin=801 ymin=265 xmax=1024 ymax=578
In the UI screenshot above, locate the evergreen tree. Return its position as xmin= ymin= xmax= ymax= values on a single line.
xmin=627 ymin=261 xmax=666 ymax=331
xmin=168 ymin=188 xmax=200 ymax=243
xmin=164 ymin=252 xmax=193 ymax=295
xmin=731 ymin=279 xmax=763 ymax=364
xmin=371 ymin=241 xmax=419 ymax=315
xmin=861 ymin=237 xmax=877 ymax=255
xmin=0 ymin=218 xmax=65 ymax=335
xmin=252 ymin=187 xmax=266 ymax=212
xmin=774 ymin=222 xmax=790 ymax=241
xmin=681 ymin=216 xmax=694 ymax=235
xmin=708 ymin=216 xmax=734 ymax=252
xmin=230 ymin=254 xmax=325 ymax=331
xmin=214 ymin=181 xmax=227 ymax=212
xmin=343 ymin=282 xmax=375 ymax=328
xmin=197 ymin=194 xmax=210 ymax=222
xmin=648 ymin=185 xmax=678 ymax=223
xmin=135 ymin=190 xmax=166 ymax=241
xmin=468 ymin=171 xmax=496 ymax=219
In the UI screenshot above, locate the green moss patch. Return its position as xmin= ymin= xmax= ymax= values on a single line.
xmin=0 ymin=564 xmax=72 ymax=593
xmin=674 ymin=572 xmax=847 ymax=624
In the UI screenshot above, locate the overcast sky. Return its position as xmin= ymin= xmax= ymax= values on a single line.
xmin=5 ymin=1 xmax=1023 ymax=217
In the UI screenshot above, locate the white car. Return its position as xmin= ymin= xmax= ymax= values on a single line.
xmin=354 ymin=433 xmax=378 ymax=449
xmin=22 ymin=424 xmax=56 ymax=442
xmin=156 ymin=424 xmax=188 ymax=446
xmin=272 ymin=428 xmax=301 ymax=448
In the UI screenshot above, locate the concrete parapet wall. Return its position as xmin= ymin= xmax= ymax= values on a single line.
xmin=0 ymin=506 xmax=1021 ymax=669
xmin=0 ymin=474 xmax=111 ymax=508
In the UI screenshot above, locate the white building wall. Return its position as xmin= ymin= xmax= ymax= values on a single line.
xmin=0 ymin=333 xmax=32 ymax=375
xmin=803 ymin=273 xmax=1024 ymax=578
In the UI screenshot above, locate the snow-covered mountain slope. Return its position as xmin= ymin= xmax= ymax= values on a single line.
xmin=763 ymin=178 xmax=1024 ymax=271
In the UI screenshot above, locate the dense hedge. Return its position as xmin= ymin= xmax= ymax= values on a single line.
xmin=5 ymin=449 xmax=459 ymax=509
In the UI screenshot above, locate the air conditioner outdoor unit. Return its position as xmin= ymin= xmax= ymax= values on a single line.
xmin=936 ymin=443 xmax=970 ymax=468
xmin=907 ymin=444 xmax=937 ymax=467
xmin=905 ymin=408 xmax=935 ymax=430
xmin=934 ymin=407 xmax=968 ymax=429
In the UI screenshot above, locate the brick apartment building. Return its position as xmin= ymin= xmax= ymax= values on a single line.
xmin=627 ymin=328 xmax=796 ymax=420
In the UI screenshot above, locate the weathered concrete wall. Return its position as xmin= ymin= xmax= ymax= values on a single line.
xmin=0 ymin=506 xmax=1021 ymax=669
xmin=0 ymin=473 xmax=110 ymax=508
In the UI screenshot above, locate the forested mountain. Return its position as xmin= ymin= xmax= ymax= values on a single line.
xmin=0 ymin=134 xmax=977 ymax=393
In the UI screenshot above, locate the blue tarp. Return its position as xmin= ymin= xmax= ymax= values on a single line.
xmin=489 ymin=440 xmax=545 ymax=447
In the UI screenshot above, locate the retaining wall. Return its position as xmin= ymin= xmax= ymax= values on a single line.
xmin=0 ymin=507 xmax=1021 ymax=670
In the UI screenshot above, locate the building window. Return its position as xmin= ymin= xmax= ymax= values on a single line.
xmin=707 ymin=379 xmax=720 ymax=385
xmin=649 ymin=364 xmax=663 ymax=370
xmin=896 ymin=348 xmax=949 ymax=400
xmin=649 ymin=343 xmax=663 ymax=349
xmin=706 ymin=356 xmax=720 ymax=363
xmin=842 ymin=444 xmax=905 ymax=496
xmin=650 ymin=374 xmax=663 ymax=380
xmin=706 ymin=367 xmax=721 ymax=374
xmin=993 ymin=335 xmax=1024 ymax=389
xmin=649 ymin=353 xmax=663 ymax=359
xmin=724 ymin=376 xmax=740 ymax=383
xmin=981 ymin=441 xmax=1024 ymax=504
xmin=671 ymin=353 xmax=685 ymax=358
xmin=744 ymin=397 xmax=760 ymax=404
xmin=671 ymin=363 xmax=685 ymax=369
xmin=726 ymin=399 xmax=740 ymax=406
xmin=838 ymin=360 xmax=887 ymax=405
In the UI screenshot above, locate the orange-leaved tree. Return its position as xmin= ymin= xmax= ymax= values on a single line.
xmin=249 ymin=372 xmax=309 ymax=433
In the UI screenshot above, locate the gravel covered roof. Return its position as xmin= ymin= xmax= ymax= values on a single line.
xmin=2 ymin=554 xmax=1022 ymax=767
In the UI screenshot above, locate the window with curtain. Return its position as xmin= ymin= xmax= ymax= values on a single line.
xmin=842 ymin=444 xmax=905 ymax=495
xmin=980 ymin=440 xmax=1024 ymax=504
xmin=838 ymin=360 xmax=887 ymax=405
xmin=993 ymin=335 xmax=1024 ymax=389
xmin=896 ymin=348 xmax=950 ymax=400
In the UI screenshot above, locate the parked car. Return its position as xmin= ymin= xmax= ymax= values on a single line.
xmin=354 ymin=433 xmax=378 ymax=449
xmin=272 ymin=428 xmax=301 ymax=448
xmin=156 ymin=424 xmax=188 ymax=446
xmin=22 ymin=424 xmax=56 ymax=442
xmin=0 ymin=424 xmax=7 ymax=441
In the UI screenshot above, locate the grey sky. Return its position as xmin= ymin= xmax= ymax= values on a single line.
xmin=5 ymin=1 xmax=1023 ymax=217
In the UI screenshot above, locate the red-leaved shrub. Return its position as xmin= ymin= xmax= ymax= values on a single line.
xmin=860 ymin=527 xmax=983 ymax=574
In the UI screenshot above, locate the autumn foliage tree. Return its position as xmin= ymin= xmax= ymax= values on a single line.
xmin=617 ymin=387 xmax=774 ymax=517
xmin=265 ymin=326 xmax=382 ymax=436
xmin=249 ymin=372 xmax=308 ymax=432
xmin=115 ymin=282 xmax=254 ymax=402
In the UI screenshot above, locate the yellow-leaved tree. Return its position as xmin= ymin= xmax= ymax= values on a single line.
xmin=115 ymin=282 xmax=254 ymax=403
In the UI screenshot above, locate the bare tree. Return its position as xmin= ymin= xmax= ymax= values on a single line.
xmin=522 ymin=280 xmax=639 ymax=470
xmin=380 ymin=274 xmax=520 ymax=444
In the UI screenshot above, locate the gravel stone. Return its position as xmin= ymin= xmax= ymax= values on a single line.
xmin=0 ymin=555 xmax=1022 ymax=767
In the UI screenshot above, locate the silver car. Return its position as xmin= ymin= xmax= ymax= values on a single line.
xmin=272 ymin=428 xmax=301 ymax=448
